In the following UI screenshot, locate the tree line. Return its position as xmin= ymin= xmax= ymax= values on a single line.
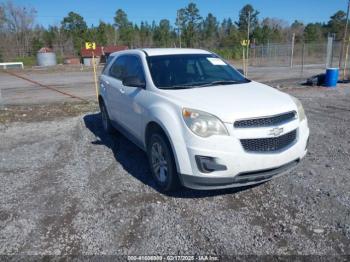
xmin=0 ymin=0 xmax=347 ymax=63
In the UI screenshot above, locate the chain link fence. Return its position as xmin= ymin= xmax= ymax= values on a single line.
xmin=249 ymin=41 xmax=342 ymax=68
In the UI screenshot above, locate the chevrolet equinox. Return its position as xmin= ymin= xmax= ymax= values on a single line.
xmin=99 ymin=48 xmax=309 ymax=191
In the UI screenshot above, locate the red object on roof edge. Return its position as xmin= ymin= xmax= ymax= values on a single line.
xmin=38 ymin=47 xmax=54 ymax=53
xmin=80 ymin=45 xmax=128 ymax=57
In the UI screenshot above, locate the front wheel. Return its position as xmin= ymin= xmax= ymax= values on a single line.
xmin=147 ymin=132 xmax=180 ymax=192
xmin=100 ymin=101 xmax=114 ymax=134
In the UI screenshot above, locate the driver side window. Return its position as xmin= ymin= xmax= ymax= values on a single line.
xmin=124 ymin=55 xmax=145 ymax=82
xmin=109 ymin=56 xmax=126 ymax=80
xmin=109 ymin=55 xmax=145 ymax=82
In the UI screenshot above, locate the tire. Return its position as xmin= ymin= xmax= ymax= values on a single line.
xmin=100 ymin=101 xmax=114 ymax=134
xmin=147 ymin=131 xmax=180 ymax=192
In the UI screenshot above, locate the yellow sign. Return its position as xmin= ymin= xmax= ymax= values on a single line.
xmin=85 ymin=42 xmax=96 ymax=50
xmin=241 ymin=40 xmax=250 ymax=47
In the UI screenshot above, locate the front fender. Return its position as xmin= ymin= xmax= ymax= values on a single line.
xmin=98 ymin=80 xmax=108 ymax=106
xmin=146 ymin=103 xmax=192 ymax=175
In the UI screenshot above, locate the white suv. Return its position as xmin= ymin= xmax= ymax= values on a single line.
xmin=99 ymin=48 xmax=309 ymax=192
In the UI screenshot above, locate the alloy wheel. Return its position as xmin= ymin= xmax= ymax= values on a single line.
xmin=151 ymin=142 xmax=168 ymax=183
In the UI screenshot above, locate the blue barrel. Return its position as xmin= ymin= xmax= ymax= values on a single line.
xmin=325 ymin=68 xmax=339 ymax=87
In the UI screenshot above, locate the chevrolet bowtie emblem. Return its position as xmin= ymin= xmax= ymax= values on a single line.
xmin=269 ymin=127 xmax=284 ymax=137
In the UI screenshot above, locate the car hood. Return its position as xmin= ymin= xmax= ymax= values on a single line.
xmin=159 ymin=81 xmax=297 ymax=123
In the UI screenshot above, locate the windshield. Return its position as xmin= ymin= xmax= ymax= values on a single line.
xmin=146 ymin=54 xmax=249 ymax=89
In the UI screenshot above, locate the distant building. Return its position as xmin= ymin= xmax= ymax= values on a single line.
xmin=80 ymin=45 xmax=128 ymax=65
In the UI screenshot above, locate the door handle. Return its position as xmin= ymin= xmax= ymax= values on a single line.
xmin=101 ymin=80 xmax=109 ymax=87
xmin=119 ymin=88 xmax=125 ymax=94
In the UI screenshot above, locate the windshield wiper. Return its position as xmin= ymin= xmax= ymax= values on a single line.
xmin=160 ymin=80 xmax=240 ymax=89
xmin=198 ymin=80 xmax=239 ymax=87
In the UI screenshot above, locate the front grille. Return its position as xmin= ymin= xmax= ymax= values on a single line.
xmin=240 ymin=130 xmax=297 ymax=152
xmin=234 ymin=111 xmax=296 ymax=128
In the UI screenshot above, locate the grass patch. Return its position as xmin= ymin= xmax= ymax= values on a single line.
xmin=212 ymin=47 xmax=243 ymax=60
xmin=13 ymin=56 xmax=37 ymax=67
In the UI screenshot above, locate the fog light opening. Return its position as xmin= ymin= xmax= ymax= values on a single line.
xmin=195 ymin=156 xmax=227 ymax=173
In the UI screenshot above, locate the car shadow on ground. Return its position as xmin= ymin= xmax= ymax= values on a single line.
xmin=83 ymin=112 xmax=261 ymax=198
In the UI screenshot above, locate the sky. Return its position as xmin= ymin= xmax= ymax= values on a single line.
xmin=10 ymin=0 xmax=348 ymax=28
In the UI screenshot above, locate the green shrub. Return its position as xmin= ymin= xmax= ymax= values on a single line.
xmin=211 ymin=47 xmax=243 ymax=60
xmin=13 ymin=56 xmax=37 ymax=66
xmin=56 ymin=54 xmax=64 ymax=64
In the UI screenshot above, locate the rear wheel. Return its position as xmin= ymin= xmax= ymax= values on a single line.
xmin=147 ymin=132 xmax=180 ymax=192
xmin=100 ymin=101 xmax=114 ymax=134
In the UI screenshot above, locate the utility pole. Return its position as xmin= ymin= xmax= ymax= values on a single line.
xmin=339 ymin=0 xmax=350 ymax=71
xmin=247 ymin=11 xmax=251 ymax=42
xmin=290 ymin=33 xmax=295 ymax=68
xmin=301 ymin=42 xmax=305 ymax=76
xmin=246 ymin=10 xmax=251 ymax=76
xmin=342 ymin=35 xmax=350 ymax=80
xmin=114 ymin=25 xmax=118 ymax=46
xmin=253 ymin=38 xmax=256 ymax=65
xmin=326 ymin=34 xmax=335 ymax=68
xmin=177 ymin=10 xmax=182 ymax=48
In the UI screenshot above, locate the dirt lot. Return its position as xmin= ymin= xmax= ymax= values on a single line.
xmin=0 ymin=68 xmax=350 ymax=257
xmin=0 ymin=64 xmax=323 ymax=106
xmin=0 ymin=65 xmax=105 ymax=106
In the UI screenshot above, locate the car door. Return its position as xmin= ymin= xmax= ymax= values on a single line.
xmin=100 ymin=55 xmax=115 ymax=110
xmin=104 ymin=55 xmax=127 ymax=123
xmin=117 ymin=55 xmax=146 ymax=141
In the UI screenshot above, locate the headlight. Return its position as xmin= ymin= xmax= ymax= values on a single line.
xmin=182 ymin=108 xmax=229 ymax=137
xmin=291 ymin=96 xmax=306 ymax=122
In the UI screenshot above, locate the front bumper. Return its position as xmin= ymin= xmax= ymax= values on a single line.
xmin=176 ymin=119 xmax=309 ymax=190
xmin=181 ymin=159 xmax=300 ymax=190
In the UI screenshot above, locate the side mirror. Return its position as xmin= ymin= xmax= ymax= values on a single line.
xmin=237 ymin=69 xmax=244 ymax=75
xmin=122 ymin=76 xmax=146 ymax=88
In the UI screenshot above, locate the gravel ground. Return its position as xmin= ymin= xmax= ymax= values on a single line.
xmin=0 ymin=85 xmax=350 ymax=257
